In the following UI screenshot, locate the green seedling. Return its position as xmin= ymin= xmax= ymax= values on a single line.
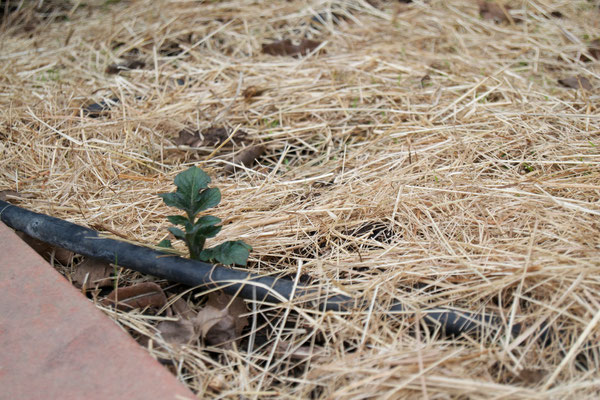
xmin=522 ymin=163 xmax=534 ymax=173
xmin=158 ymin=166 xmax=251 ymax=266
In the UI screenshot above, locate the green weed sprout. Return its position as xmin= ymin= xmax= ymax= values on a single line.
xmin=158 ymin=166 xmax=251 ymax=266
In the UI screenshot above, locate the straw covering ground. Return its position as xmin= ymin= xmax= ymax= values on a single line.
xmin=1 ymin=0 xmax=600 ymax=398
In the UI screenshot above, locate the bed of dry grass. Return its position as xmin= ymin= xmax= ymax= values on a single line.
xmin=1 ymin=0 xmax=599 ymax=398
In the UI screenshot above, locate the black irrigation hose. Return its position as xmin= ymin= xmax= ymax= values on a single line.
xmin=0 ymin=200 xmax=522 ymax=339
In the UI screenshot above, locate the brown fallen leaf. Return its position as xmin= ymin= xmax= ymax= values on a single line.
xmin=478 ymin=1 xmax=514 ymax=24
xmin=549 ymin=10 xmax=563 ymax=18
xmin=106 ymin=59 xmax=145 ymax=74
xmin=72 ymin=257 xmax=113 ymax=290
xmin=173 ymin=127 xmax=248 ymax=147
xmin=242 ymin=86 xmax=266 ymax=101
xmin=204 ymin=127 xmax=248 ymax=146
xmin=193 ymin=305 xmax=229 ymax=338
xmin=194 ymin=291 xmax=248 ymax=348
xmin=170 ymin=297 xmax=196 ymax=320
xmin=558 ymin=76 xmax=593 ymax=91
xmin=156 ymin=319 xmax=196 ymax=346
xmin=173 ymin=129 xmax=197 ymax=146
xmin=15 ymin=231 xmax=74 ymax=265
xmin=0 ymin=190 xmax=34 ymax=202
xmin=102 ymin=282 xmax=167 ymax=311
xmin=82 ymin=97 xmax=120 ymax=118
xmin=513 ymin=368 xmax=546 ymax=385
xmin=208 ymin=292 xmax=248 ymax=337
xmin=225 ymin=145 xmax=266 ymax=173
xmin=262 ymin=39 xmax=322 ymax=57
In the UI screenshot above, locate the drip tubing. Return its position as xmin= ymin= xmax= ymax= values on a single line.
xmin=0 ymin=199 xmax=521 ymax=339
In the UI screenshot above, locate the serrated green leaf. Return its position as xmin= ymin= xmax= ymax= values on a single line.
xmin=157 ymin=239 xmax=172 ymax=248
xmin=183 ymin=220 xmax=195 ymax=232
xmin=159 ymin=192 xmax=187 ymax=210
xmin=200 ymin=240 xmax=251 ymax=266
xmin=188 ymin=221 xmax=221 ymax=238
xmin=168 ymin=227 xmax=186 ymax=240
xmin=196 ymin=215 xmax=221 ymax=227
xmin=174 ymin=166 xmax=211 ymax=192
xmin=198 ymin=247 xmax=217 ymax=263
xmin=198 ymin=224 xmax=222 ymax=238
xmin=192 ymin=187 xmax=221 ymax=215
xmin=160 ymin=166 xmax=248 ymax=265
xmin=167 ymin=215 xmax=189 ymax=226
xmin=172 ymin=167 xmax=211 ymax=218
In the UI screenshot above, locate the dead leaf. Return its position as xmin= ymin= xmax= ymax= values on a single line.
xmin=262 ymin=39 xmax=322 ymax=57
xmin=193 ymin=292 xmax=248 ymax=348
xmin=170 ymin=297 xmax=196 ymax=320
xmin=478 ymin=1 xmax=514 ymax=23
xmin=0 ymin=190 xmax=33 ymax=202
xmin=225 ymin=145 xmax=266 ymax=173
xmin=207 ymin=292 xmax=248 ymax=337
xmin=173 ymin=127 xmax=248 ymax=147
xmin=0 ymin=190 xmax=19 ymax=201
xmin=242 ymin=86 xmax=266 ymax=101
xmin=102 ymin=282 xmax=167 ymax=311
xmin=204 ymin=127 xmax=247 ymax=146
xmin=106 ymin=59 xmax=145 ymax=74
xmin=156 ymin=319 xmax=196 ymax=346
xmin=513 ymin=368 xmax=546 ymax=385
xmin=83 ymin=98 xmax=119 ymax=118
xmin=193 ymin=305 xmax=229 ymax=338
xmin=549 ymin=10 xmax=563 ymax=18
xmin=173 ymin=129 xmax=197 ymax=146
xmin=15 ymin=231 xmax=73 ymax=265
xmin=72 ymin=257 xmax=113 ymax=290
xmin=558 ymin=76 xmax=593 ymax=91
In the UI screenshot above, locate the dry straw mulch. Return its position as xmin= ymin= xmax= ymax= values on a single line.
xmin=1 ymin=0 xmax=600 ymax=398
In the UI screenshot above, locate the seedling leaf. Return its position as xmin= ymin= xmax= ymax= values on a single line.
xmin=174 ymin=165 xmax=210 ymax=193
xmin=200 ymin=241 xmax=252 ymax=266
xmin=168 ymin=227 xmax=186 ymax=240
xmin=157 ymin=239 xmax=172 ymax=248
xmin=160 ymin=166 xmax=251 ymax=266
xmin=193 ymin=188 xmax=221 ymax=215
xmin=190 ymin=223 xmax=222 ymax=239
xmin=197 ymin=215 xmax=222 ymax=227
xmin=159 ymin=192 xmax=187 ymax=211
xmin=167 ymin=215 xmax=188 ymax=226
